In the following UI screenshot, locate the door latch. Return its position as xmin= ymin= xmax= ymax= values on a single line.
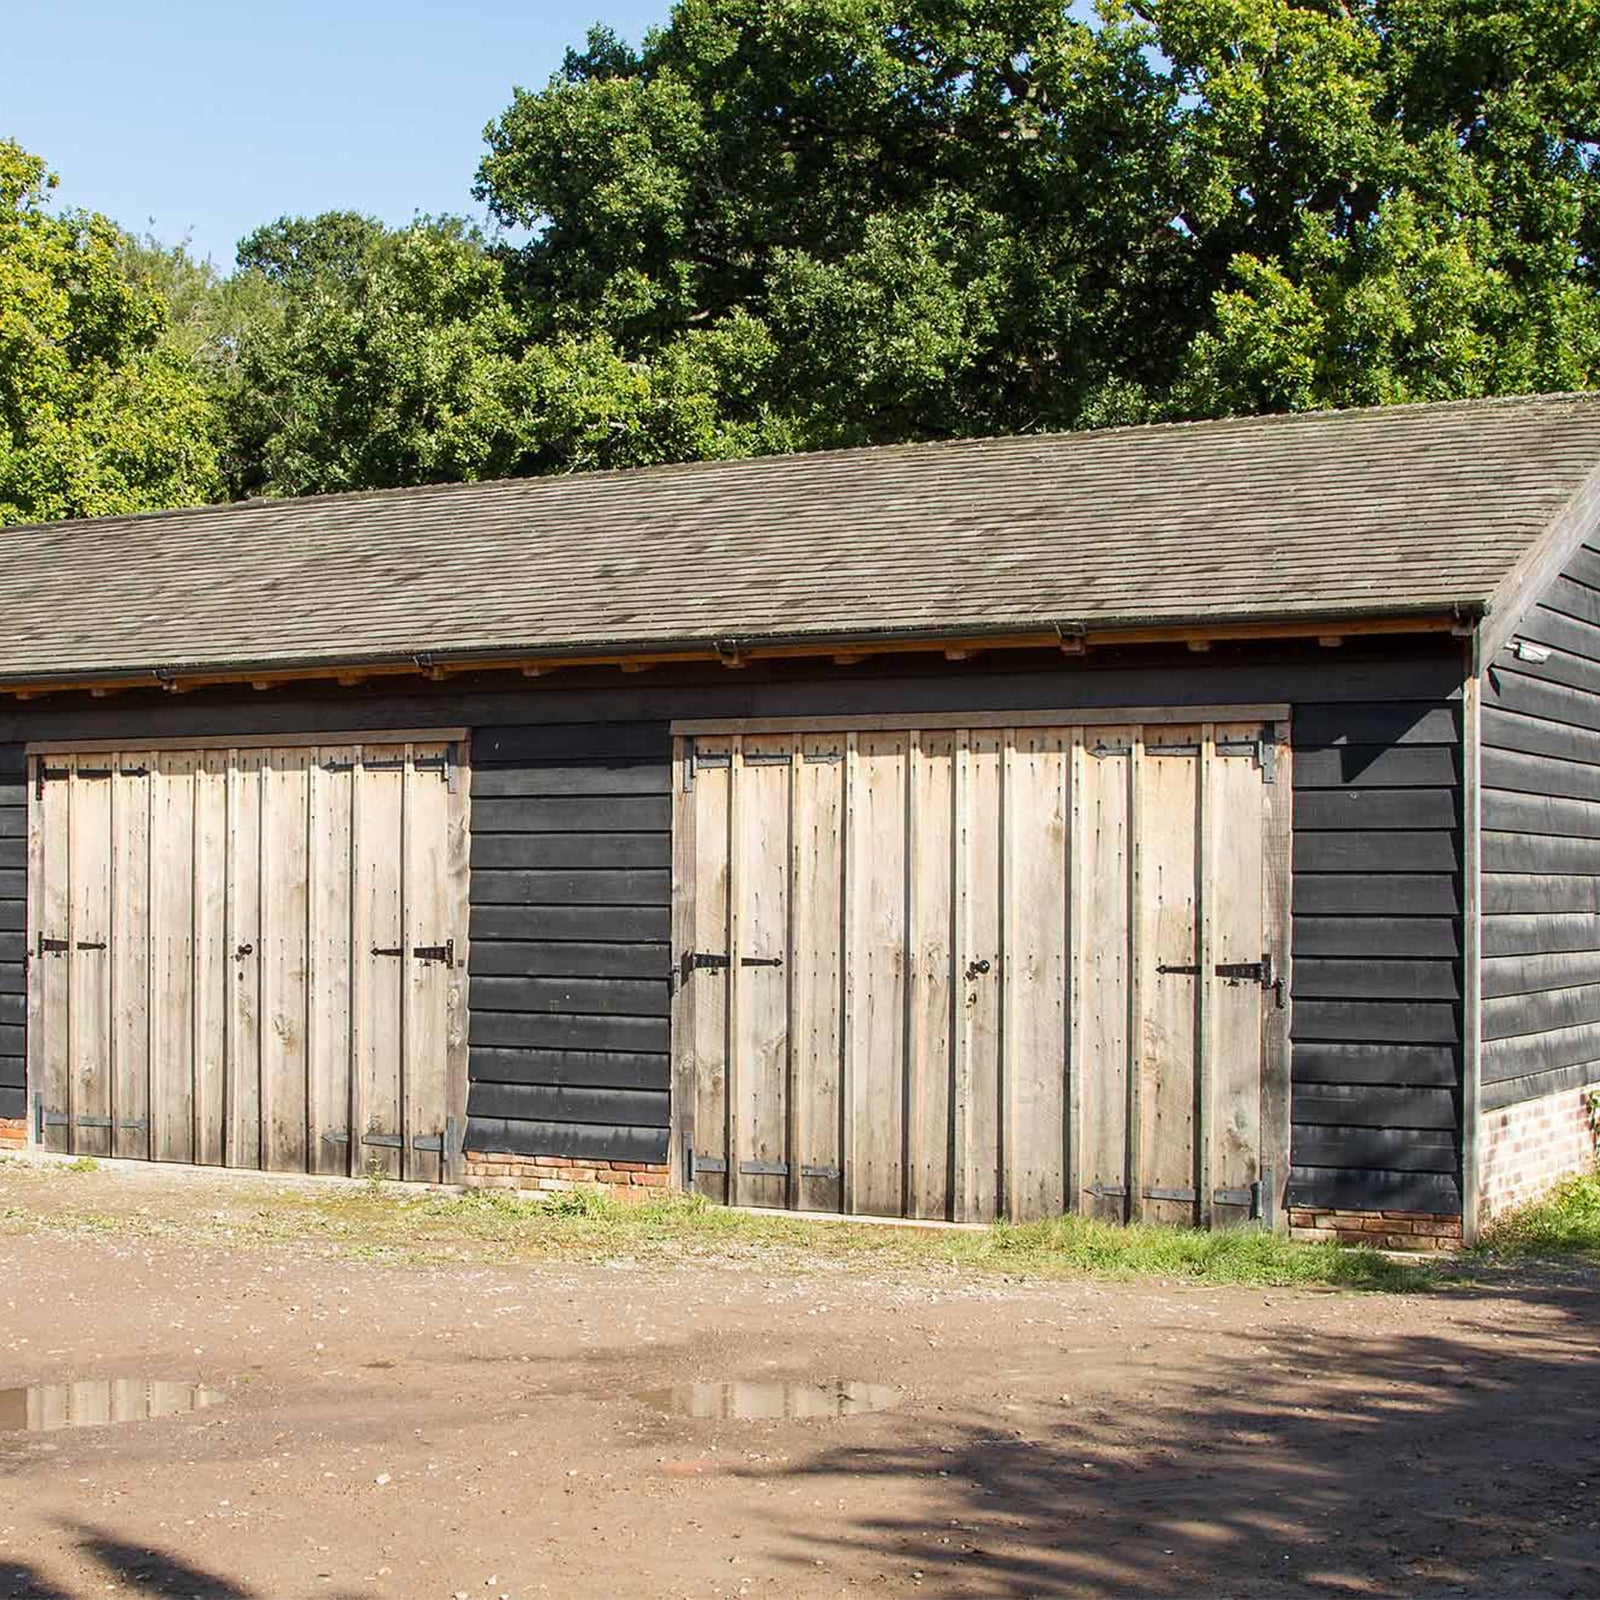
xmin=965 ymin=958 xmax=992 ymax=981
xmin=412 ymin=941 xmax=454 ymax=964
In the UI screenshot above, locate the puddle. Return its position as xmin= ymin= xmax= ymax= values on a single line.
xmin=0 ymin=1380 xmax=225 ymax=1435
xmin=638 ymin=1381 xmax=902 ymax=1420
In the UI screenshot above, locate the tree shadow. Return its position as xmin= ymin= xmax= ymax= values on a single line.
xmin=752 ymin=1280 xmax=1600 ymax=1596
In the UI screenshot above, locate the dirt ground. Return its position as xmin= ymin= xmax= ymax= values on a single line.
xmin=1 ymin=1162 xmax=1598 ymax=1600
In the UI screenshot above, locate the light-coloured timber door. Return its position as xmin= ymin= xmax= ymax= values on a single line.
xmin=672 ymin=718 xmax=1291 ymax=1226
xmin=26 ymin=739 xmax=470 ymax=1180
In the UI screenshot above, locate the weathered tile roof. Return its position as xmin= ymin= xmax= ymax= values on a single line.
xmin=3 ymin=392 xmax=1600 ymax=682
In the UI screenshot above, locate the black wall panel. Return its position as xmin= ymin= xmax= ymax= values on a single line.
xmin=1481 ymin=538 xmax=1600 ymax=1112
xmin=0 ymin=747 xmax=26 ymax=1120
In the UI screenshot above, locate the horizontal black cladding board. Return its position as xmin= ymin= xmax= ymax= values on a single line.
xmin=1293 ymin=788 xmax=1459 ymax=831
xmin=1483 ymin=1061 xmax=1600 ymax=1112
xmin=1291 ymin=1125 xmax=1459 ymax=1174
xmin=1482 ymin=746 xmax=1600 ymax=803
xmin=0 ymin=1024 xmax=23 ymax=1057
xmin=1482 ymin=872 xmax=1600 ymax=916
xmin=471 ymin=868 xmax=672 ymax=907
xmin=0 ymin=1083 xmax=22 ymax=1119
xmin=1485 ymin=911 xmax=1600 ymax=957
xmin=471 ymin=940 xmax=671 ymax=979
xmin=471 ymin=832 xmax=668 ymax=871
xmin=1291 ymin=1082 xmax=1461 ymax=1130
xmin=1288 ymin=1166 xmax=1461 ymax=1214
xmin=0 ymin=808 xmax=24 ymax=840
xmin=0 ymin=1050 xmax=23 ymax=1085
xmin=0 ymin=871 xmax=25 ymax=902
xmin=1294 ymin=874 xmax=1461 ymax=916
xmin=467 ymin=1081 xmax=670 ymax=1130
xmin=1294 ymin=831 xmax=1459 ymax=874
xmin=1482 ymin=1022 xmax=1600 ymax=1084
xmin=1514 ymin=602 xmax=1600 ymax=663
xmin=469 ymin=1046 xmax=669 ymax=1091
xmin=1294 ymin=959 xmax=1459 ymax=1001
xmin=1484 ymin=950 xmax=1600 ymax=999
xmin=0 ymin=902 xmax=22 ymax=935
xmin=1484 ymin=830 xmax=1600 ymax=875
xmin=1492 ymin=639 xmax=1600 ymax=702
xmin=1483 ymin=707 xmax=1600 ymax=768
xmin=470 ymin=795 xmax=672 ymax=834
xmin=1483 ymin=983 xmax=1600 ymax=1041
xmin=1484 ymin=669 xmax=1600 ymax=732
xmin=1293 ymin=916 xmax=1459 ymax=958
xmin=1292 ymin=999 xmax=1459 ymax=1045
xmin=472 ymin=974 xmax=669 ymax=1019
xmin=1293 ymin=1042 xmax=1459 ymax=1087
xmin=1485 ymin=789 xmax=1600 ymax=841
xmin=464 ymin=1115 xmax=669 ymax=1165
xmin=1544 ymin=572 xmax=1600 ymax=629
xmin=473 ymin=723 xmax=670 ymax=763
xmin=1292 ymin=703 xmax=1458 ymax=748
xmin=0 ymin=993 xmax=23 ymax=1028
xmin=470 ymin=761 xmax=670 ymax=801
xmin=471 ymin=903 xmax=670 ymax=943
xmin=1292 ymin=744 xmax=1460 ymax=790
xmin=470 ymin=1008 xmax=669 ymax=1054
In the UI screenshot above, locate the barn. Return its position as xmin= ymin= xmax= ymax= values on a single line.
xmin=2 ymin=392 xmax=1599 ymax=1248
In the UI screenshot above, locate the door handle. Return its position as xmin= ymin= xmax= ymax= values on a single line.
xmin=965 ymin=958 xmax=991 ymax=981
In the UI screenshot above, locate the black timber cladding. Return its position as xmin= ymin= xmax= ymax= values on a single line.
xmin=1288 ymin=700 xmax=1464 ymax=1216
xmin=0 ymin=746 xmax=23 ymax=1120
xmin=1480 ymin=538 xmax=1600 ymax=1113
xmin=0 ymin=641 xmax=1469 ymax=1208
xmin=467 ymin=722 xmax=672 ymax=1163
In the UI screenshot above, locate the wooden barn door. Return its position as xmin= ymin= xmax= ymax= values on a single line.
xmin=673 ymin=717 xmax=1290 ymax=1226
xmin=27 ymin=739 xmax=470 ymax=1180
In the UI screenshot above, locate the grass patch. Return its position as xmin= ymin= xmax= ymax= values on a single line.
xmin=1475 ymin=1174 xmax=1600 ymax=1262
xmin=0 ymin=1166 xmax=1444 ymax=1288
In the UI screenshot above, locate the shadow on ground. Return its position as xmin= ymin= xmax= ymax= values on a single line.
xmin=1 ymin=1525 xmax=368 ymax=1600
xmin=757 ymin=1280 xmax=1600 ymax=1596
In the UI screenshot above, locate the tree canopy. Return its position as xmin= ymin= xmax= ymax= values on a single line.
xmin=3 ymin=0 xmax=1599 ymax=523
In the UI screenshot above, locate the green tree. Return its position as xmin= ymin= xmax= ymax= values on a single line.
xmin=0 ymin=140 xmax=221 ymax=524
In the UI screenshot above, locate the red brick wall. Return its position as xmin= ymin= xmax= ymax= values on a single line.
xmin=1288 ymin=1207 xmax=1462 ymax=1251
xmin=1479 ymin=1081 xmax=1599 ymax=1224
xmin=0 ymin=1117 xmax=25 ymax=1151
xmin=462 ymin=1149 xmax=671 ymax=1199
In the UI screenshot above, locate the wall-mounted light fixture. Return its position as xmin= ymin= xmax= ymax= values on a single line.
xmin=1511 ymin=639 xmax=1551 ymax=663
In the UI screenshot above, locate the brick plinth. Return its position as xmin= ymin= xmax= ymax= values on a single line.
xmin=1479 ymin=1081 xmax=1599 ymax=1224
xmin=1289 ymin=1207 xmax=1463 ymax=1252
xmin=463 ymin=1149 xmax=672 ymax=1199
xmin=0 ymin=1118 xmax=24 ymax=1151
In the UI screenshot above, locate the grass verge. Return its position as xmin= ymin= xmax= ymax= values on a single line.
xmin=0 ymin=1164 xmax=1437 ymax=1289
xmin=1474 ymin=1173 xmax=1600 ymax=1262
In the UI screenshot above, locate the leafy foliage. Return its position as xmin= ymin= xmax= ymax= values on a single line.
xmin=0 ymin=140 xmax=220 ymax=523
xmin=3 ymin=0 xmax=1599 ymax=518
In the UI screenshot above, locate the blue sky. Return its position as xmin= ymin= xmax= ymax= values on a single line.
xmin=3 ymin=0 xmax=671 ymax=270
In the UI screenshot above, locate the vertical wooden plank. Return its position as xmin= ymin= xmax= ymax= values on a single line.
xmin=149 ymin=751 xmax=196 ymax=1165
xmin=733 ymin=735 xmax=791 ymax=1209
xmin=1138 ymin=724 xmax=1202 ymax=1228
xmin=1126 ymin=734 xmax=1145 ymax=1224
xmin=906 ymin=730 xmax=955 ymax=1219
xmin=1003 ymin=727 xmax=1070 ymax=1221
xmin=1065 ymin=729 xmax=1084 ymax=1212
xmin=402 ymin=743 xmax=451 ymax=1182
xmin=32 ymin=758 xmax=71 ymax=1152
xmin=260 ymin=747 xmax=310 ymax=1172
xmin=840 ymin=732 xmax=858 ymax=1216
xmin=792 ymin=733 xmax=845 ymax=1213
xmin=689 ymin=737 xmax=731 ymax=1203
xmin=958 ymin=730 xmax=1002 ymax=1222
xmin=442 ymin=738 xmax=472 ymax=1184
xmin=1460 ymin=672 xmax=1483 ymax=1246
xmin=1259 ymin=719 xmax=1295 ymax=1232
xmin=669 ymin=737 xmax=697 ymax=1192
xmin=353 ymin=744 xmax=404 ymax=1178
xmin=68 ymin=763 xmax=112 ymax=1158
xmin=725 ymin=735 xmax=744 ymax=1208
xmin=784 ymin=733 xmax=802 ymax=1214
xmin=847 ymin=730 xmax=909 ymax=1216
xmin=1196 ymin=726 xmax=1215 ymax=1232
xmin=949 ymin=731 xmax=968 ymax=1221
xmin=1207 ymin=722 xmax=1268 ymax=1226
xmin=225 ymin=750 xmax=264 ymax=1168
xmin=1077 ymin=729 xmax=1133 ymax=1222
xmin=110 ymin=756 xmax=152 ymax=1161
xmin=191 ymin=751 xmax=229 ymax=1166
xmin=307 ymin=746 xmax=355 ymax=1175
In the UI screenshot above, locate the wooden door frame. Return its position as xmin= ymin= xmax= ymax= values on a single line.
xmin=24 ymin=731 xmax=473 ymax=1181
xmin=669 ymin=707 xmax=1295 ymax=1226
